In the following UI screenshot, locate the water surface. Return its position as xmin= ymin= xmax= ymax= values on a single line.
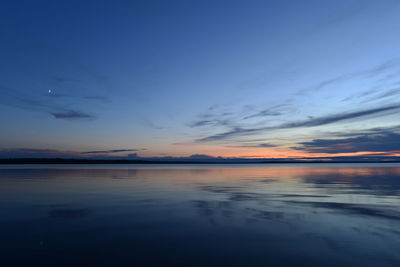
xmin=1 ymin=164 xmax=400 ymax=266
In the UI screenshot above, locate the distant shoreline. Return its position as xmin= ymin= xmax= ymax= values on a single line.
xmin=1 ymin=158 xmax=400 ymax=165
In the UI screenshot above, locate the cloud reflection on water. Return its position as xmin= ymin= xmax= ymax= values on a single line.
xmin=0 ymin=164 xmax=400 ymax=266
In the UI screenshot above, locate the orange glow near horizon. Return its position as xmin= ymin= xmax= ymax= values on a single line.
xmin=137 ymin=144 xmax=400 ymax=159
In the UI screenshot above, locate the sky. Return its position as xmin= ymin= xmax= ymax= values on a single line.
xmin=1 ymin=0 xmax=400 ymax=159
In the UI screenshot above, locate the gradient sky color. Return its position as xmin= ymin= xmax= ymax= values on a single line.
xmin=1 ymin=0 xmax=400 ymax=159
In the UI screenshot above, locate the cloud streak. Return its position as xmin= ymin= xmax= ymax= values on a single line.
xmin=294 ymin=132 xmax=400 ymax=154
xmin=0 ymin=85 xmax=97 ymax=121
xmin=226 ymin=143 xmax=278 ymax=148
xmin=280 ymin=104 xmax=400 ymax=128
xmin=299 ymin=59 xmax=400 ymax=95
xmin=81 ymin=149 xmax=142 ymax=154
xmin=197 ymin=103 xmax=400 ymax=142
xmin=243 ymin=104 xmax=290 ymax=119
xmin=51 ymin=110 xmax=95 ymax=120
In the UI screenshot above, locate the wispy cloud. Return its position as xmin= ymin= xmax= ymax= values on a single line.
xmin=51 ymin=110 xmax=95 ymax=120
xmin=341 ymin=87 xmax=380 ymax=102
xmin=189 ymin=118 xmax=232 ymax=128
xmin=0 ymin=35 xmax=114 ymax=120
xmin=0 ymin=85 xmax=97 ymax=121
xmin=294 ymin=132 xmax=400 ymax=154
xmin=190 ymin=59 xmax=400 ymax=144
xmin=197 ymin=103 xmax=400 ymax=142
xmin=299 ymin=59 xmax=400 ymax=95
xmin=279 ymin=104 xmax=400 ymax=128
xmin=188 ymin=105 xmax=235 ymax=129
xmin=343 ymin=83 xmax=400 ymax=103
xmin=226 ymin=143 xmax=278 ymax=148
xmin=81 ymin=149 xmax=143 ymax=154
xmin=243 ymin=104 xmax=290 ymax=119
xmin=189 ymin=103 xmax=291 ymax=130
xmin=362 ymin=87 xmax=400 ymax=103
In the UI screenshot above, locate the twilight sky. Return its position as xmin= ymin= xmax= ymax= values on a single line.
xmin=1 ymin=0 xmax=400 ymax=159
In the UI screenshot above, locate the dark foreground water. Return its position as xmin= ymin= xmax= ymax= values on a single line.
xmin=1 ymin=164 xmax=400 ymax=266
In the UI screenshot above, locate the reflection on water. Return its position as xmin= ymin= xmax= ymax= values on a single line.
xmin=0 ymin=164 xmax=400 ymax=266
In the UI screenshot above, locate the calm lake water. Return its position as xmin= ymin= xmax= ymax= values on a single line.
xmin=1 ymin=164 xmax=400 ymax=266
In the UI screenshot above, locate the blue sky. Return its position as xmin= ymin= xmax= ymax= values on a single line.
xmin=1 ymin=0 xmax=400 ymax=159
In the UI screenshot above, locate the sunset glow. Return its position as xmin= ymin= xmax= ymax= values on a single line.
xmin=1 ymin=0 xmax=399 ymax=161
